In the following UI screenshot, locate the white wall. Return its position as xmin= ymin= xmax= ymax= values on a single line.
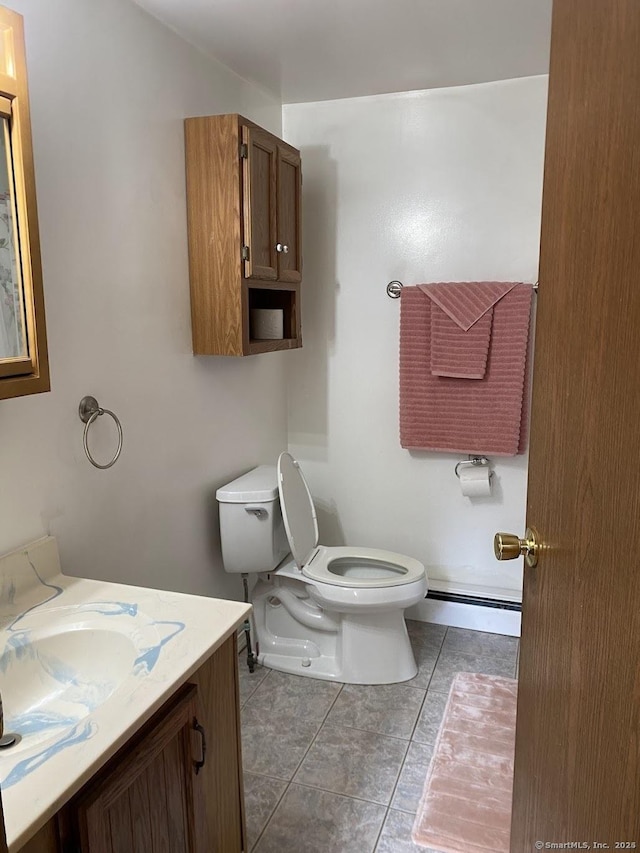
xmin=283 ymin=77 xmax=548 ymax=601
xmin=0 ymin=0 xmax=286 ymax=599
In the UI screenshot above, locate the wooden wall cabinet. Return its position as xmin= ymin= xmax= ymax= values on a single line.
xmin=19 ymin=635 xmax=245 ymax=853
xmin=185 ymin=113 xmax=302 ymax=356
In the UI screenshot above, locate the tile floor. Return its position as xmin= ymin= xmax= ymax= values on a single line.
xmin=239 ymin=620 xmax=519 ymax=853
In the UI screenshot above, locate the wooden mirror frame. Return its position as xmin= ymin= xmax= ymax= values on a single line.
xmin=0 ymin=5 xmax=49 ymax=400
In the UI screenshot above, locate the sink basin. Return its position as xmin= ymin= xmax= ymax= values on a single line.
xmin=0 ymin=625 xmax=139 ymax=755
xmin=0 ymin=598 xmax=170 ymax=768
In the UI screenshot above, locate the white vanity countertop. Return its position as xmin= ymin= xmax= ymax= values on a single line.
xmin=0 ymin=537 xmax=250 ymax=852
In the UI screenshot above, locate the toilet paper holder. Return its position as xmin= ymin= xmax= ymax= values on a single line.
xmin=454 ymin=456 xmax=493 ymax=480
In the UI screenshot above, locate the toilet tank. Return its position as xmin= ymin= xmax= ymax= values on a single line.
xmin=216 ymin=465 xmax=290 ymax=574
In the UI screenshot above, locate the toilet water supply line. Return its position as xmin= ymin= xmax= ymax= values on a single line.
xmin=242 ymin=574 xmax=258 ymax=673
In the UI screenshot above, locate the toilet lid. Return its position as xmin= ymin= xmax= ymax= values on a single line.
xmin=277 ymin=452 xmax=319 ymax=569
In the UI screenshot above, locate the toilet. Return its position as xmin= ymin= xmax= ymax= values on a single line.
xmin=216 ymin=452 xmax=428 ymax=684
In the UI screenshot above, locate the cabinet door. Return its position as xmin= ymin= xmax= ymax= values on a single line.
xmin=242 ymin=126 xmax=278 ymax=281
xmin=276 ymin=146 xmax=302 ymax=283
xmin=74 ymin=686 xmax=201 ymax=853
xmin=188 ymin=634 xmax=245 ymax=852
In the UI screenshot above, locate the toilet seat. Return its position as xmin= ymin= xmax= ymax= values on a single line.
xmin=302 ymin=546 xmax=425 ymax=588
xmin=277 ymin=452 xmax=426 ymax=589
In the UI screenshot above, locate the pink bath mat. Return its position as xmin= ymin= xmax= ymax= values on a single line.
xmin=412 ymin=672 xmax=518 ymax=853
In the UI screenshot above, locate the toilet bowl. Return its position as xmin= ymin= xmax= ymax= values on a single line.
xmin=216 ymin=452 xmax=428 ymax=684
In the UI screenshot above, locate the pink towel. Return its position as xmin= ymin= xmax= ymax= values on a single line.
xmin=399 ymin=283 xmax=533 ymax=456
xmin=418 ymin=282 xmax=518 ymax=379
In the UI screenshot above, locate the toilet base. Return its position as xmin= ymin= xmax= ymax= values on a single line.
xmin=259 ymin=612 xmax=418 ymax=684
xmin=252 ymin=575 xmax=420 ymax=684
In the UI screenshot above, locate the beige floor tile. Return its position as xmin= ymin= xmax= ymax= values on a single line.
xmin=294 ymin=724 xmax=408 ymax=805
xmin=241 ymin=705 xmax=322 ymax=780
xmin=254 ymin=784 xmax=386 ymax=853
xmin=390 ymin=741 xmax=434 ymax=813
xmin=442 ymin=626 xmax=519 ymax=663
xmin=246 ymin=669 xmax=342 ymax=722
xmin=428 ymin=649 xmax=516 ymax=693
xmin=326 ymin=683 xmax=425 ymax=739
xmin=243 ymin=772 xmax=287 ymax=851
xmin=411 ymin=689 xmax=450 ymax=745
xmin=375 ymin=809 xmax=441 ymax=853
xmin=238 ymin=658 xmax=270 ymax=707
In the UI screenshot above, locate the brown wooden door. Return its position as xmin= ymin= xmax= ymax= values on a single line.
xmin=242 ymin=125 xmax=278 ymax=281
xmin=74 ymin=686 xmax=201 ymax=853
xmin=511 ymin=0 xmax=640 ymax=847
xmin=276 ymin=145 xmax=302 ymax=283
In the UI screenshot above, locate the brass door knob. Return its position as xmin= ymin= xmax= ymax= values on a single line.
xmin=494 ymin=527 xmax=540 ymax=568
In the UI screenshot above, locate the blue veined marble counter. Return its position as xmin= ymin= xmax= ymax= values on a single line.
xmin=0 ymin=536 xmax=250 ymax=851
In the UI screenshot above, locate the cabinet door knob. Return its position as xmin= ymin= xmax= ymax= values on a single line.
xmin=282 ymin=244 xmax=289 ymax=254
xmin=275 ymin=243 xmax=284 ymax=253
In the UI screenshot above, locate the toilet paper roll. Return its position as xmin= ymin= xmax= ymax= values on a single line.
xmin=250 ymin=308 xmax=284 ymax=340
xmin=459 ymin=464 xmax=492 ymax=497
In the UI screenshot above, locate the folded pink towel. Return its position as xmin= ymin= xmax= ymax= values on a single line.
xmin=418 ymin=282 xmax=518 ymax=379
xmin=399 ymin=283 xmax=533 ymax=456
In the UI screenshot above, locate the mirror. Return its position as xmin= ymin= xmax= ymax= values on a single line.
xmin=0 ymin=5 xmax=49 ymax=400
xmin=0 ymin=116 xmax=26 ymax=360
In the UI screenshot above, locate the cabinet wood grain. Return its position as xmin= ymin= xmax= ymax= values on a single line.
xmin=74 ymin=685 xmax=198 ymax=853
xmin=185 ymin=114 xmax=244 ymax=356
xmin=188 ymin=634 xmax=246 ymax=853
xmin=277 ymin=146 xmax=302 ymax=284
xmin=243 ymin=125 xmax=278 ymax=281
xmin=185 ymin=113 xmax=302 ymax=355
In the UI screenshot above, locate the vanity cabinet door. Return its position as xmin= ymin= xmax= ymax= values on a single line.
xmin=73 ymin=685 xmax=201 ymax=853
xmin=188 ymin=634 xmax=246 ymax=852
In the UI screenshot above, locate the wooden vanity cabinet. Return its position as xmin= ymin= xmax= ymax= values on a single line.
xmin=18 ymin=635 xmax=246 ymax=853
xmin=69 ymin=685 xmax=200 ymax=853
xmin=184 ymin=113 xmax=302 ymax=356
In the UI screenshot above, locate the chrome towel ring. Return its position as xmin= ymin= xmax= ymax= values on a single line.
xmin=78 ymin=395 xmax=123 ymax=469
